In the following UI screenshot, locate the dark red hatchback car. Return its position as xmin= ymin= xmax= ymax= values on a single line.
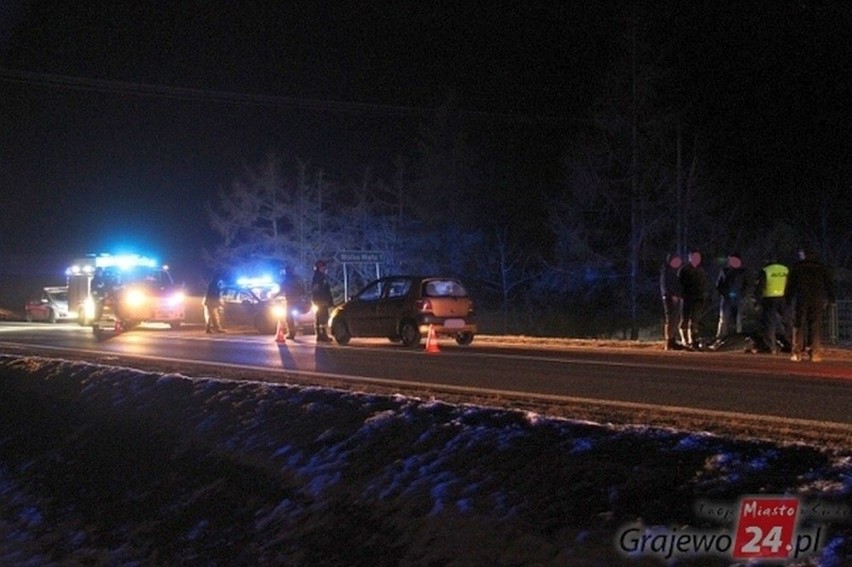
xmin=329 ymin=276 xmax=477 ymax=348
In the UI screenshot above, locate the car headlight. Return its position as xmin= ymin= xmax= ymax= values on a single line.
xmin=125 ymin=289 xmax=147 ymax=307
xmin=270 ymin=304 xmax=287 ymax=319
xmin=167 ymin=291 xmax=185 ymax=306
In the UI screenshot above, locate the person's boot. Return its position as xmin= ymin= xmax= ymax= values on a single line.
xmin=684 ymin=328 xmax=696 ymax=351
xmin=316 ymin=327 xmax=332 ymax=342
xmin=790 ymin=329 xmax=801 ymax=361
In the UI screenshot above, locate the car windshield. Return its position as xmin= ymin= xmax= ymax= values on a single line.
xmin=222 ymin=288 xmax=260 ymax=304
xmin=49 ymin=291 xmax=69 ymax=303
xmin=107 ymin=267 xmax=174 ymax=289
xmin=423 ymin=279 xmax=467 ymax=298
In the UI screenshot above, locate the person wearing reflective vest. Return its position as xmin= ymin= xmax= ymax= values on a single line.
xmin=754 ymin=260 xmax=789 ymax=354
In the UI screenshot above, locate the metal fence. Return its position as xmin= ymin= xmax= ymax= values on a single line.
xmin=827 ymin=300 xmax=852 ymax=344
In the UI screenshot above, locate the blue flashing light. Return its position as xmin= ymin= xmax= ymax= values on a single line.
xmin=95 ymin=254 xmax=158 ymax=269
xmin=66 ymin=253 xmax=163 ymax=277
xmin=236 ymin=275 xmax=275 ymax=288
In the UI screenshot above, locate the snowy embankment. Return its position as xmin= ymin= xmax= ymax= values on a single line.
xmin=1 ymin=355 xmax=850 ymax=565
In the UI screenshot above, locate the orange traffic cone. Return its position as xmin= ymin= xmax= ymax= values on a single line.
xmin=275 ymin=319 xmax=287 ymax=343
xmin=425 ymin=324 xmax=440 ymax=353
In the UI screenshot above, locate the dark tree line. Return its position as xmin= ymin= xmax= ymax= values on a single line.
xmin=205 ymin=14 xmax=850 ymax=339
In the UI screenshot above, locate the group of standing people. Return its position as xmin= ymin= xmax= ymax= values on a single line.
xmin=203 ymin=259 xmax=335 ymax=341
xmin=660 ymin=247 xmax=835 ymax=361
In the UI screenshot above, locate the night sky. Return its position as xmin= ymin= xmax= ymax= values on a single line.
xmin=1 ymin=1 xmax=850 ymax=283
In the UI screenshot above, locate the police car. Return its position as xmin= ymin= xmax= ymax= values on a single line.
xmin=220 ymin=277 xmax=315 ymax=336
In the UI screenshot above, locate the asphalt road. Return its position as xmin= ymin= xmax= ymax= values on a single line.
xmin=2 ymin=321 xmax=851 ymax=444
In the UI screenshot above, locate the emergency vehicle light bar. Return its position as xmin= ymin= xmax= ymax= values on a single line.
xmin=94 ymin=254 xmax=158 ymax=269
xmin=236 ymin=275 xmax=275 ymax=288
xmin=66 ymin=254 xmax=161 ymax=276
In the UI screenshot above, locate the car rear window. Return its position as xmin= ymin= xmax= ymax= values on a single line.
xmin=423 ymin=279 xmax=467 ymax=298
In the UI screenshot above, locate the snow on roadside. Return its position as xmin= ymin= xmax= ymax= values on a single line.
xmin=0 ymin=354 xmax=850 ymax=565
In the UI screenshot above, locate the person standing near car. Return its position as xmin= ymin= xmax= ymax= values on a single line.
xmin=754 ymin=257 xmax=789 ymax=354
xmin=92 ymin=266 xmax=122 ymax=323
xmin=91 ymin=266 xmax=108 ymax=322
xmin=660 ymin=253 xmax=683 ymax=350
xmin=677 ymin=249 xmax=707 ymax=350
xmin=203 ymin=274 xmax=225 ymax=334
xmin=785 ymin=247 xmax=835 ymax=362
xmin=713 ymin=252 xmax=748 ymax=344
xmin=276 ymin=265 xmax=302 ymax=339
xmin=311 ymin=260 xmax=334 ymax=342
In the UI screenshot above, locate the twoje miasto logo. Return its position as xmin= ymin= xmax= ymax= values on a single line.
xmin=732 ymin=496 xmax=800 ymax=560
xmin=615 ymin=495 xmax=848 ymax=562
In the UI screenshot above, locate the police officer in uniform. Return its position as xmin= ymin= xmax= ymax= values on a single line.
xmin=754 ymin=259 xmax=789 ymax=354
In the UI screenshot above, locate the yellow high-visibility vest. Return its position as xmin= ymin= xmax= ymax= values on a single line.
xmin=761 ymin=263 xmax=788 ymax=297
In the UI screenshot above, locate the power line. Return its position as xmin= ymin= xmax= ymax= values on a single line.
xmin=0 ymin=66 xmax=577 ymax=125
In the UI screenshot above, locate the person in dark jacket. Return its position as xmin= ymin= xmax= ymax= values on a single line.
xmin=713 ymin=252 xmax=748 ymax=343
xmin=276 ymin=265 xmax=304 ymax=339
xmin=91 ymin=266 xmax=108 ymax=322
xmin=311 ymin=260 xmax=334 ymax=342
xmin=677 ymin=249 xmax=707 ymax=350
xmin=203 ymin=274 xmax=225 ymax=334
xmin=785 ymin=248 xmax=835 ymax=362
xmin=660 ymin=253 xmax=683 ymax=350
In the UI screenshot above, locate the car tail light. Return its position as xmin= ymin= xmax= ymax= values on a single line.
xmin=416 ymin=299 xmax=433 ymax=313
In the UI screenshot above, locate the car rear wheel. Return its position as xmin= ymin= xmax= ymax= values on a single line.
xmin=455 ymin=331 xmax=474 ymax=346
xmin=331 ymin=319 xmax=351 ymax=345
xmin=400 ymin=321 xmax=421 ymax=348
